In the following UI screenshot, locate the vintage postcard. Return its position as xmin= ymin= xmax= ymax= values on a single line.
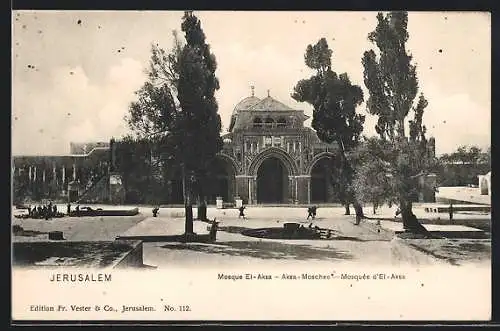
xmin=11 ymin=10 xmax=491 ymax=322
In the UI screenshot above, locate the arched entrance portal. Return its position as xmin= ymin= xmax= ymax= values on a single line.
xmin=206 ymin=157 xmax=236 ymax=204
xmin=310 ymin=158 xmax=337 ymax=203
xmin=257 ymin=157 xmax=289 ymax=203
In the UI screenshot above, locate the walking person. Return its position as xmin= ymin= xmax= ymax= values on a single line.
xmin=311 ymin=206 xmax=317 ymax=219
xmin=307 ymin=207 xmax=313 ymax=220
xmin=238 ymin=205 xmax=246 ymax=220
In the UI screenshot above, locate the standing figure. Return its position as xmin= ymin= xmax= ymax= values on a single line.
xmin=312 ymin=206 xmax=317 ymax=219
xmin=27 ymin=205 xmax=31 ymax=217
xmin=449 ymin=203 xmax=454 ymax=221
xmin=209 ymin=218 xmax=219 ymax=242
xmin=42 ymin=206 xmax=49 ymax=220
xmin=307 ymin=207 xmax=313 ymax=220
xmin=238 ymin=205 xmax=246 ymax=220
xmin=152 ymin=207 xmax=159 ymax=217
xmin=67 ymin=203 xmax=71 ymax=215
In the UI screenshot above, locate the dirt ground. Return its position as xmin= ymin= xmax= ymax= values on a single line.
xmin=12 ymin=206 xmax=491 ymax=269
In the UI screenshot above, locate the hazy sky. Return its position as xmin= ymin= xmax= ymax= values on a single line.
xmin=12 ymin=11 xmax=491 ymax=156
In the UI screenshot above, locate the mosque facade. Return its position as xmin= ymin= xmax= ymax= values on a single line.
xmin=212 ymin=88 xmax=341 ymax=205
xmin=12 ymin=88 xmax=437 ymax=205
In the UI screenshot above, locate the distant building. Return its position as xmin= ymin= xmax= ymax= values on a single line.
xmin=12 ymin=142 xmax=111 ymax=203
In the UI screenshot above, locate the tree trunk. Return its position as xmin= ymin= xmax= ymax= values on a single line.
xmin=353 ymin=201 xmax=364 ymax=225
xmin=182 ymin=166 xmax=194 ymax=235
xmin=197 ymin=196 xmax=207 ymax=221
xmin=337 ymin=138 xmax=364 ymax=220
xmin=344 ymin=203 xmax=350 ymax=215
xmin=196 ymin=176 xmax=208 ymax=221
xmin=400 ymin=199 xmax=431 ymax=235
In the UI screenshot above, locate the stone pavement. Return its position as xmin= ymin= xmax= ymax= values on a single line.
xmin=12 ymin=205 xmax=491 ymax=269
xmin=12 ymin=215 xmax=146 ymax=242
xmin=115 ymin=209 xmax=445 ymax=268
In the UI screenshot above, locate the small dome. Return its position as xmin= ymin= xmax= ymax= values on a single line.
xmin=229 ymin=96 xmax=262 ymax=132
xmin=234 ymin=96 xmax=261 ymax=112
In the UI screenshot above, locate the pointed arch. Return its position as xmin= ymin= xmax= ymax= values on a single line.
xmin=248 ymin=147 xmax=298 ymax=176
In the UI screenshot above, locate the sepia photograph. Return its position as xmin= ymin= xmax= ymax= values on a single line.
xmin=11 ymin=10 xmax=491 ymax=322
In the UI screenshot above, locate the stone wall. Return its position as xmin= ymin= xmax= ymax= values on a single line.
xmin=113 ymin=240 xmax=144 ymax=269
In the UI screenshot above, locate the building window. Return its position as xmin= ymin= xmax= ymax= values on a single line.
xmin=253 ymin=117 xmax=263 ymax=128
xmin=264 ymin=117 xmax=274 ymax=128
xmin=277 ymin=117 xmax=286 ymax=128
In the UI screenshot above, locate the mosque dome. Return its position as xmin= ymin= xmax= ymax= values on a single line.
xmin=228 ymin=87 xmax=261 ymax=132
xmin=233 ymin=96 xmax=261 ymax=112
xmin=228 ymin=87 xmax=305 ymax=132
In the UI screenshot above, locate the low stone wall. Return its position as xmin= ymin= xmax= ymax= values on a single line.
xmin=112 ymin=240 xmax=144 ymax=269
xmin=12 ymin=240 xmax=144 ymax=269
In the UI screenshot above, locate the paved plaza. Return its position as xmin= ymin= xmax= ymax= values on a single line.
xmin=12 ymin=205 xmax=491 ymax=270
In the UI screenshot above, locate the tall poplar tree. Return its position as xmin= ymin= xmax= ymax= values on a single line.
xmin=362 ymin=11 xmax=438 ymax=234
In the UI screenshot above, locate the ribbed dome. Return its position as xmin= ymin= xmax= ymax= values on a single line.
xmin=233 ymin=96 xmax=261 ymax=112
xmin=229 ymin=96 xmax=262 ymax=132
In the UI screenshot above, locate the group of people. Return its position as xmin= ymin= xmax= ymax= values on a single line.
xmin=307 ymin=206 xmax=318 ymax=220
xmin=66 ymin=203 xmax=82 ymax=215
xmin=23 ymin=202 xmax=83 ymax=220
xmin=27 ymin=202 xmax=60 ymax=220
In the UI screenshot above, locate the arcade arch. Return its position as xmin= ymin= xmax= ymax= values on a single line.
xmin=249 ymin=148 xmax=298 ymax=204
xmin=205 ymin=155 xmax=237 ymax=204
xmin=308 ymin=154 xmax=338 ymax=203
xmin=256 ymin=157 xmax=289 ymax=203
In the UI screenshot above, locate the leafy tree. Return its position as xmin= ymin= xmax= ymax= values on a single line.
xmin=124 ymin=12 xmax=222 ymax=235
xmin=292 ymin=38 xmax=366 ymax=221
xmin=124 ymin=30 xmax=183 ymax=192
xmin=479 ymin=146 xmax=491 ymax=167
xmin=437 ymin=145 xmax=490 ymax=186
xmin=114 ymin=136 xmax=156 ymax=203
xmin=362 ymin=11 xmax=439 ymax=234
xmin=352 ymin=137 xmax=396 ymax=214
xmin=13 ymin=168 xmax=30 ymax=205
